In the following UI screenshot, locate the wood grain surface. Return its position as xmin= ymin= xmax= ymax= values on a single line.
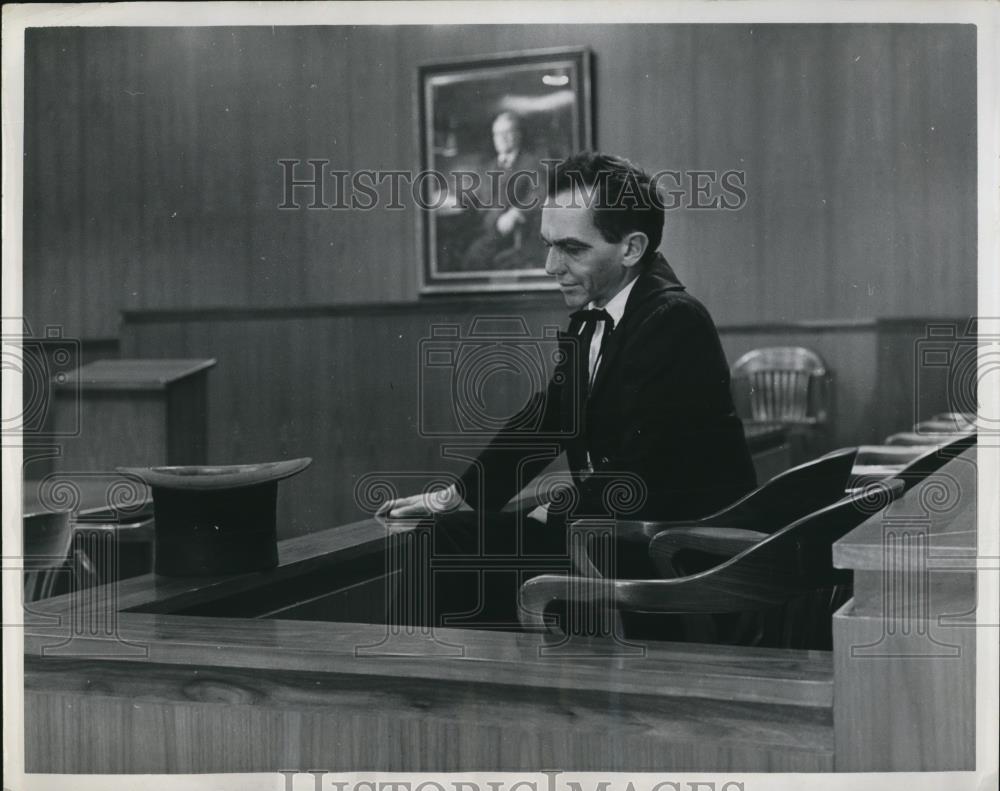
xmin=833 ymin=446 xmax=977 ymax=571
xmin=831 ymin=449 xmax=977 ymax=770
xmin=23 ymin=460 xmax=978 ymax=773
xmin=25 ymin=521 xmax=836 ymax=708
xmin=56 ymin=358 xmax=216 ymax=391
xmin=25 ymin=656 xmax=833 ymax=772
xmin=832 ymin=603 xmax=975 ymax=771
xmin=23 ymin=515 xmax=838 ymax=772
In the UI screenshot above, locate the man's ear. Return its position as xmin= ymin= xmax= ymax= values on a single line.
xmin=622 ymin=231 xmax=650 ymax=268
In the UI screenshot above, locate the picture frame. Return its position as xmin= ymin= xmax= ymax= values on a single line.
xmin=417 ymin=47 xmax=593 ymax=294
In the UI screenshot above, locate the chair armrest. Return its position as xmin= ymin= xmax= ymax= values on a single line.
xmin=571 ymin=519 xmax=723 ymax=577
xmin=518 ymin=568 xmax=773 ymax=633
xmin=520 ymin=528 xmax=768 ymax=632
xmin=649 ymin=526 xmax=766 ymax=579
xmin=612 ymin=519 xmax=700 ymax=545
xmin=566 ymin=520 xmax=606 ymax=578
xmin=519 ymin=574 xmax=679 ymax=632
xmin=518 ymin=574 xmax=615 ymax=632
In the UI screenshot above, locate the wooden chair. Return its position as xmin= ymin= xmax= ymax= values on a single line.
xmin=519 ymin=479 xmax=904 ymax=648
xmin=72 ymin=500 xmax=156 ymax=586
xmin=848 ymin=431 xmax=976 ymax=491
xmin=730 ymin=346 xmax=830 ymax=425
xmin=592 ymin=446 xmax=858 ymax=578
xmin=23 ymin=511 xmax=74 ymax=602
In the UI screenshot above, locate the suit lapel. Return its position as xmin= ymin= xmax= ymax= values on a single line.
xmin=586 ymin=255 xmax=685 ymax=404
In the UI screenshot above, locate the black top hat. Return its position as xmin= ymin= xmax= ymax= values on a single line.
xmin=118 ymin=458 xmax=311 ymax=577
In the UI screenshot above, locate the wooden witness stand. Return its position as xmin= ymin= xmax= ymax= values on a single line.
xmin=22 ymin=451 xmax=977 ymax=773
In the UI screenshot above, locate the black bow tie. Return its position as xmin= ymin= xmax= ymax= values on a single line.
xmin=570 ymin=308 xmax=615 ymax=332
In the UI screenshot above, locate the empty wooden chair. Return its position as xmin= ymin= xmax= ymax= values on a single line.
xmin=520 ymin=479 xmax=904 ymax=648
xmin=593 ymin=447 xmax=858 ymax=578
xmin=730 ymin=346 xmax=830 ymax=425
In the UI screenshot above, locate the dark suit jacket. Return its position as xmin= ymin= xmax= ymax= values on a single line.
xmin=458 ymin=253 xmax=757 ymax=520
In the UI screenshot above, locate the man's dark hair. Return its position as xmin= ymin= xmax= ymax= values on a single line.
xmin=545 ymin=151 xmax=664 ymax=263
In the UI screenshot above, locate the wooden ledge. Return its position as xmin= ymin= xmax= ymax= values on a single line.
xmin=25 ymin=518 xmax=833 ymax=710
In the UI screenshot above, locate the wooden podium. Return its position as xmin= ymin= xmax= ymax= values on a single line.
xmin=51 ymin=358 xmax=216 ymax=471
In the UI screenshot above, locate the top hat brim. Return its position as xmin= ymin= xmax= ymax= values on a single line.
xmin=116 ymin=457 xmax=312 ymax=491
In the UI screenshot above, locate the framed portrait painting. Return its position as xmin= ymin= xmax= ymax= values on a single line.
xmin=417 ymin=47 xmax=593 ymax=294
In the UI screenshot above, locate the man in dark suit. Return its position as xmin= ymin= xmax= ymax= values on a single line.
xmin=381 ymin=152 xmax=755 ymax=627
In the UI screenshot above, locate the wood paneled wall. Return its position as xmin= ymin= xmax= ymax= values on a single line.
xmin=23 ymin=24 xmax=976 ymax=339
xmin=120 ymin=308 xmax=917 ymax=537
xmin=122 ymin=302 xmax=570 ymax=536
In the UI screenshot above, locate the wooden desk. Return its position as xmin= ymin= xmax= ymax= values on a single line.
xmin=23 ymin=449 xmax=979 ymax=773
xmin=24 ymin=518 xmax=835 ymax=773
xmin=832 ymin=447 xmax=977 ymax=770
xmin=51 ymin=358 xmax=215 ymax=472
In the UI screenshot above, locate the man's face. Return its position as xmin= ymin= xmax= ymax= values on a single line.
xmin=491 ymin=115 xmax=521 ymax=156
xmin=541 ymin=188 xmax=630 ymax=309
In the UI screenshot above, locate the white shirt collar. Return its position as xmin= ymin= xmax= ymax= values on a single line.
xmin=588 ymin=276 xmax=638 ymax=326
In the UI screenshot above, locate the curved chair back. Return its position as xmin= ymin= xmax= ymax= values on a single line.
xmin=731 ymin=346 xmax=829 ymax=424
xmin=520 ymin=480 xmax=904 ymax=633
xmin=646 ymin=481 xmax=903 ymax=610
xmin=701 ymin=446 xmax=857 ymax=531
xmin=23 ymin=510 xmax=73 ymax=601
xmin=609 ymin=446 xmax=858 ymax=554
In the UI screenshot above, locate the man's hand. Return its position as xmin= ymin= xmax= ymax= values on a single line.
xmin=375 ymin=483 xmax=467 ymax=521
xmin=495 ymin=207 xmax=524 ymax=236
